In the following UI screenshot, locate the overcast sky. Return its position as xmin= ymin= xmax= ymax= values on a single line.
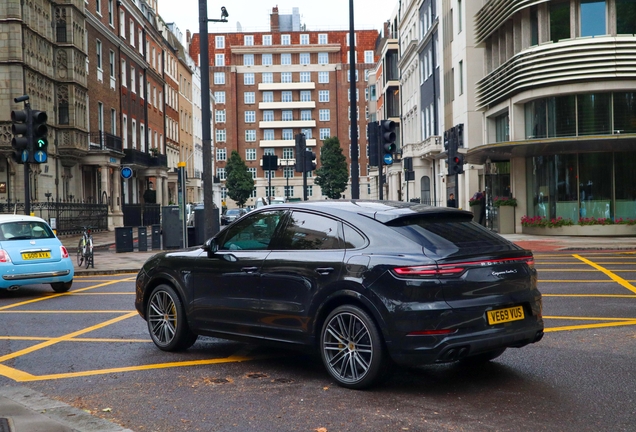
xmin=158 ymin=0 xmax=398 ymax=41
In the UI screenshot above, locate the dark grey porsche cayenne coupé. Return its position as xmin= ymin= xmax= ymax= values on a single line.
xmin=135 ymin=200 xmax=543 ymax=389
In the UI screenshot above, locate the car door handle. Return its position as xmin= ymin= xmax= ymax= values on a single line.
xmin=315 ymin=267 xmax=334 ymax=275
xmin=241 ymin=267 xmax=258 ymax=273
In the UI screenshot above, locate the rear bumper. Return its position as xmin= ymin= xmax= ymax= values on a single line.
xmin=387 ymin=321 xmax=544 ymax=366
xmin=0 ymin=261 xmax=74 ymax=289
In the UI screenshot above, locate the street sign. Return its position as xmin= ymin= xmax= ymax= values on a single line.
xmin=34 ymin=150 xmax=47 ymax=163
xmin=383 ymin=153 xmax=393 ymax=165
xmin=121 ymin=166 xmax=133 ymax=179
xmin=21 ymin=150 xmax=28 ymax=163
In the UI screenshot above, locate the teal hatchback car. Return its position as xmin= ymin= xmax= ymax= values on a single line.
xmin=0 ymin=215 xmax=74 ymax=292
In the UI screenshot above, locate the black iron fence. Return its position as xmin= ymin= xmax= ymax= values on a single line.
xmin=0 ymin=201 xmax=108 ymax=235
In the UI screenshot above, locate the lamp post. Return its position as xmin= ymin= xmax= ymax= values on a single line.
xmin=349 ymin=0 xmax=359 ymax=199
xmin=198 ymin=1 xmax=228 ymax=240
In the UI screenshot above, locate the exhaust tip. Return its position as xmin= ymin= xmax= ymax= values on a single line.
xmin=534 ymin=331 xmax=544 ymax=343
xmin=458 ymin=347 xmax=469 ymax=358
xmin=7 ymin=286 xmax=19 ymax=291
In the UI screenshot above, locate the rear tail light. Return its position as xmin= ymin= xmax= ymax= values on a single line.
xmin=0 ymin=249 xmax=12 ymax=263
xmin=394 ymin=256 xmax=535 ymax=278
xmin=60 ymin=246 xmax=69 ymax=259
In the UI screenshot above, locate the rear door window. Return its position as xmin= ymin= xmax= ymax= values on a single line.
xmin=387 ymin=215 xmax=516 ymax=259
xmin=276 ymin=211 xmax=343 ymax=250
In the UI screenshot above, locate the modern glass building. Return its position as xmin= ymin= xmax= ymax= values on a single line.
xmin=470 ymin=0 xmax=636 ymax=227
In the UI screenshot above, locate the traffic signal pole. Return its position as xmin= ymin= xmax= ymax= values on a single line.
xmin=24 ymin=103 xmax=31 ymax=216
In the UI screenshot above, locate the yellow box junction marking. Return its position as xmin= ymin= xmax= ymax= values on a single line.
xmin=573 ymin=254 xmax=636 ymax=294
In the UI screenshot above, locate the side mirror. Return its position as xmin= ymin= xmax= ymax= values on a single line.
xmin=203 ymin=238 xmax=218 ymax=253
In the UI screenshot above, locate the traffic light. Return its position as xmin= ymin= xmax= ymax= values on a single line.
xmin=304 ymin=150 xmax=316 ymax=172
xmin=380 ymin=120 xmax=396 ymax=166
xmin=367 ymin=121 xmax=379 ymax=167
xmin=449 ymin=153 xmax=464 ymax=175
xmin=294 ymin=133 xmax=306 ymax=172
xmin=10 ymin=109 xmax=29 ymax=164
xmin=31 ymin=110 xmax=48 ymax=164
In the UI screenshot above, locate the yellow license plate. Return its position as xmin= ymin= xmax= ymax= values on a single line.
xmin=22 ymin=252 xmax=51 ymax=260
xmin=487 ymin=306 xmax=525 ymax=325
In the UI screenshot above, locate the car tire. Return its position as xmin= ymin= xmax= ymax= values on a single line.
xmin=320 ymin=304 xmax=387 ymax=390
xmin=146 ymin=284 xmax=198 ymax=352
xmin=51 ymin=281 xmax=72 ymax=293
xmin=460 ymin=348 xmax=507 ymax=365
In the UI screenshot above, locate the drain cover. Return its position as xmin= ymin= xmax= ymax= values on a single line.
xmin=0 ymin=418 xmax=12 ymax=432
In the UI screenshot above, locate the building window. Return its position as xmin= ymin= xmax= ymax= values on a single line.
xmin=282 ymin=91 xmax=292 ymax=102
xmin=216 ymin=148 xmax=226 ymax=161
xmin=130 ymin=67 xmax=135 ymax=92
xmin=458 ymin=60 xmax=463 ymax=95
xmin=244 ymin=92 xmax=255 ymax=104
xmin=300 ymin=91 xmax=311 ymax=102
xmin=248 ymin=168 xmax=257 ymax=179
xmin=217 ymin=167 xmax=226 ymax=180
xmin=246 ymin=148 xmax=257 ymax=160
xmin=282 ymin=129 xmax=294 ymax=140
xmin=281 ymin=34 xmax=291 ymax=45
xmin=617 ymin=0 xmax=636 ymax=34
xmin=284 ymin=168 xmax=294 ymax=179
xmin=550 ymin=1 xmax=570 ymax=42
xmin=96 ymin=0 xmax=101 ymax=14
xmin=319 ymin=109 xmax=330 ymax=121
xmin=262 ymin=72 xmax=273 ymax=83
xmin=318 ymin=53 xmax=329 ymax=65
xmin=347 ymin=69 xmax=359 ymax=82
xmin=320 ymin=128 xmax=330 ymax=140
xmin=215 ymin=54 xmax=225 ymax=66
xmin=263 ymin=110 xmax=274 ymax=121
xmin=129 ymin=19 xmax=134 ymax=46
xmin=300 ymin=53 xmax=310 ymax=65
xmin=110 ymin=108 xmax=116 ymax=134
xmin=119 ymin=10 xmax=125 ymax=36
xmin=262 ymin=34 xmax=272 ymax=45
xmin=300 ymin=34 xmax=309 ymax=44
xmin=301 ymin=110 xmax=312 ymax=121
xmin=244 ymin=73 xmax=255 ymax=85
xmin=281 ymin=72 xmax=292 ymax=83
xmin=319 ymin=90 xmax=330 ymax=102
xmin=299 ymin=72 xmax=311 ymax=82
xmin=282 ymin=111 xmax=293 ymax=121
xmin=97 ymin=102 xmax=104 ymax=131
xmin=364 ymin=50 xmax=374 ymax=64
xmin=495 ymin=113 xmax=510 ymax=142
xmin=244 ymin=35 xmax=254 ymax=46
xmin=263 ymin=129 xmax=275 ymax=140
xmin=262 ymin=53 xmax=273 ymax=66
xmin=302 ymin=128 xmax=312 ymax=139
xmin=245 ymin=130 xmax=256 ymax=141
xmin=132 ymin=119 xmax=137 ymax=147
xmin=244 ymin=54 xmax=254 ymax=66
xmin=215 ymin=35 xmax=225 ymax=48
xmin=214 ymin=91 xmax=226 ymax=103
xmin=245 ymin=111 xmax=256 ymax=123
xmin=318 ymin=71 xmax=329 ymax=83
xmin=214 ymin=72 xmax=225 ymax=84
xmin=283 ymin=147 xmax=294 ymax=159
xmin=262 ymin=91 xmax=274 ymax=102
xmin=581 ymin=0 xmax=606 ymax=37
xmin=96 ymin=40 xmax=103 ymax=80
xmin=281 ymin=53 xmax=291 ymax=65
xmin=215 ymin=110 xmax=226 ymax=123
xmin=458 ymin=0 xmax=462 ymax=33
xmin=108 ymin=0 xmax=113 ymax=25
xmin=216 ymin=129 xmax=226 ymax=142
xmin=318 ymin=33 xmax=328 ymax=44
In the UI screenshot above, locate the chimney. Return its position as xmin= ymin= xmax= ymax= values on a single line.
xmin=186 ymin=30 xmax=191 ymax=44
xmin=270 ymin=5 xmax=279 ymax=33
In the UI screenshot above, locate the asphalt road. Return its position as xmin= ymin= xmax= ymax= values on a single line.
xmin=0 ymin=251 xmax=635 ymax=431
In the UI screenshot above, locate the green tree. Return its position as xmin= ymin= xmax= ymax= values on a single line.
xmin=225 ymin=150 xmax=254 ymax=207
xmin=314 ymin=137 xmax=348 ymax=199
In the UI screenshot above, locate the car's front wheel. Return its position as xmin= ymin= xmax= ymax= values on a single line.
xmin=320 ymin=305 xmax=387 ymax=389
xmin=146 ymin=284 xmax=197 ymax=351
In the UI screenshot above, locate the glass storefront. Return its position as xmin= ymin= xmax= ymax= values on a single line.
xmin=526 ymin=152 xmax=636 ymax=222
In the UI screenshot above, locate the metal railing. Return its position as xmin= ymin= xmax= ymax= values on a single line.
xmin=89 ymin=132 xmax=123 ymax=152
xmin=0 ymin=201 xmax=108 ymax=235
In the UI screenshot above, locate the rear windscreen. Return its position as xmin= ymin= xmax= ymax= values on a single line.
xmin=0 ymin=221 xmax=55 ymax=241
xmin=387 ymin=216 xmax=516 ymax=259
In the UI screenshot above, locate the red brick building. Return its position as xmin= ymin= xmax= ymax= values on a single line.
xmin=189 ymin=7 xmax=379 ymax=207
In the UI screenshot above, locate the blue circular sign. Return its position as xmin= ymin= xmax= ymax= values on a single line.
xmin=121 ymin=166 xmax=133 ymax=179
xmin=383 ymin=154 xmax=394 ymax=165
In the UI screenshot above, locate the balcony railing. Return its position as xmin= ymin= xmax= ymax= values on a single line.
xmin=89 ymin=132 xmax=123 ymax=153
xmin=122 ymin=149 xmax=168 ymax=167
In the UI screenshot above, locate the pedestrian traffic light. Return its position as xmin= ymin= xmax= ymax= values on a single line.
xmin=304 ymin=150 xmax=316 ymax=172
xmin=294 ymin=133 xmax=306 ymax=172
xmin=10 ymin=109 xmax=29 ymax=164
xmin=380 ymin=120 xmax=396 ymax=166
xmin=367 ymin=121 xmax=379 ymax=167
xmin=30 ymin=110 xmax=48 ymax=164
xmin=449 ymin=153 xmax=464 ymax=175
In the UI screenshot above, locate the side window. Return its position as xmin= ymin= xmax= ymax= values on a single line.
xmin=343 ymin=223 xmax=367 ymax=249
xmin=219 ymin=210 xmax=285 ymax=251
xmin=277 ymin=211 xmax=342 ymax=250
